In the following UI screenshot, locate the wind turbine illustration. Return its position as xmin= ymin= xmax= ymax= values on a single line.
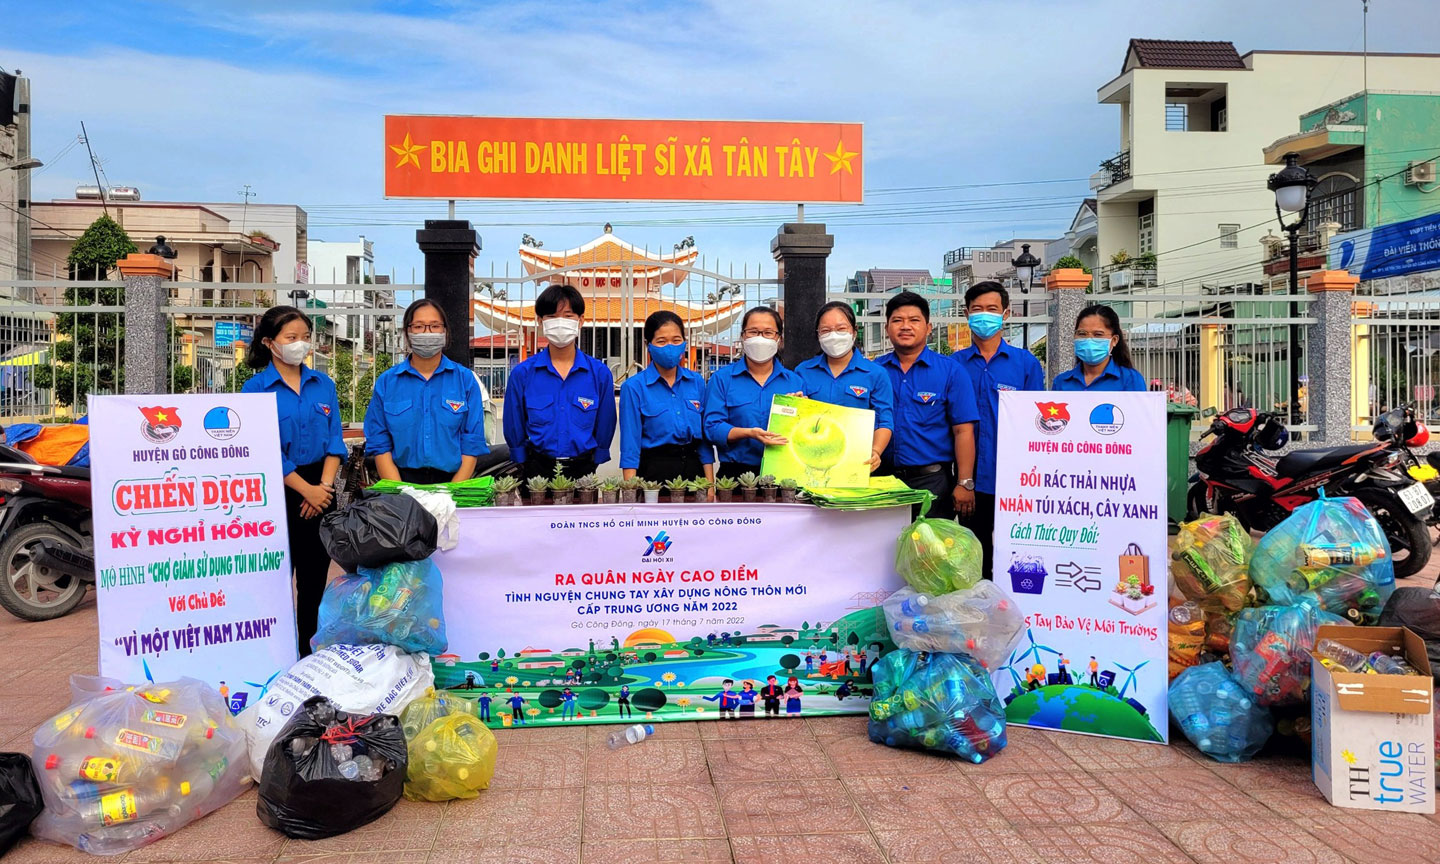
xmin=1002 ymin=628 xmax=1062 ymax=692
xmin=1114 ymin=660 xmax=1149 ymax=699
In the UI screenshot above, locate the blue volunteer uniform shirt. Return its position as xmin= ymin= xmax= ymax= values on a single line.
xmin=618 ymin=365 xmax=715 ymax=469
xmin=875 ymin=347 xmax=980 ymax=467
xmin=702 ymin=359 xmax=805 ymax=467
xmin=243 ymin=363 xmax=348 ymax=476
xmin=957 ymin=340 xmax=1046 ymax=495
xmin=363 ymin=354 xmax=488 ymax=473
xmin=795 ymin=352 xmax=896 ymax=431
xmin=502 ymin=349 xmax=617 ymax=465
xmin=1051 ymin=359 xmax=1148 ymax=393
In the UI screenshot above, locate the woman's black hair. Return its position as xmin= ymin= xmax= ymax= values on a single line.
xmin=741 ymin=306 xmax=782 ymax=335
xmin=403 ymin=297 xmax=450 ymax=333
xmin=536 ymin=283 xmax=586 ymax=318
xmin=1073 ymin=304 xmax=1135 ymax=369
xmin=245 ymin=305 xmax=311 ymax=370
xmin=643 ymin=310 xmax=686 ymax=344
xmin=814 ymin=300 xmax=857 ymax=332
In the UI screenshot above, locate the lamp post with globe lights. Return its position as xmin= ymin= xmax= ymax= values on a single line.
xmin=1267 ymin=152 xmax=1317 ymax=432
xmin=1011 ymin=243 xmax=1041 ymax=352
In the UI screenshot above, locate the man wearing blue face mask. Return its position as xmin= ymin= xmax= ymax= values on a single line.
xmin=1051 ymin=305 xmax=1147 ymax=392
xmin=619 ymin=311 xmax=715 ymax=484
xmin=955 ymin=281 xmax=1045 ymax=579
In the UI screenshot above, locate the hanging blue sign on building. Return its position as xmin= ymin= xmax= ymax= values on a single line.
xmin=214 ymin=322 xmax=254 ymax=349
xmin=1331 ymin=211 xmax=1440 ymax=280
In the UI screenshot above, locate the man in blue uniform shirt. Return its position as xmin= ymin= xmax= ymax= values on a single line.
xmin=955 ymin=281 xmax=1046 ymax=578
xmin=875 ymin=291 xmax=979 ymax=521
xmin=503 ymin=284 xmax=618 ymax=480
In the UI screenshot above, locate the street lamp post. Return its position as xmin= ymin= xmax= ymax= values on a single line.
xmin=1011 ymin=243 xmax=1040 ymax=352
xmin=2 ymin=157 xmax=42 ymax=280
xmin=1267 ymin=152 xmax=1317 ymax=433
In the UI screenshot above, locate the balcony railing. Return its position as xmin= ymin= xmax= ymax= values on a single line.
xmin=1100 ymin=263 xmax=1156 ymax=292
xmin=1097 ymin=150 xmax=1131 ymax=190
xmin=943 ymin=247 xmax=975 ymax=269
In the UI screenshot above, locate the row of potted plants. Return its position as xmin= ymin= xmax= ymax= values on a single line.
xmin=491 ymin=470 xmax=801 ymax=506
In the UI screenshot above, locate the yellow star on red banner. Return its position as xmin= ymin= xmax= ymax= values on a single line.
xmin=389 ymin=132 xmax=424 ymax=169
xmin=823 ymin=140 xmax=858 ymax=174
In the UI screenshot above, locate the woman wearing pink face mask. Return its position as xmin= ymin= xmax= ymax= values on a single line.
xmin=702 ymin=306 xmax=804 ymax=480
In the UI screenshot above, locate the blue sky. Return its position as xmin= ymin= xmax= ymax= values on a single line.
xmin=5 ymin=0 xmax=1439 ymax=283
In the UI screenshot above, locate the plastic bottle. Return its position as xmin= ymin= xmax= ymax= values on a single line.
xmin=897 ymin=594 xmax=930 ymax=616
xmin=79 ymin=787 xmax=174 ymax=827
xmin=1317 ymin=638 xmax=1370 ymax=673
xmin=337 ymin=760 xmax=360 ymax=780
xmin=606 ymin=724 xmax=654 ymax=750
xmin=1367 ymin=652 xmax=1410 ymax=675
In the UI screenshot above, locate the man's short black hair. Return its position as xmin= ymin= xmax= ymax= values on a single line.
xmin=536 ymin=283 xmax=586 ymax=318
xmin=886 ymin=291 xmax=930 ymax=322
xmin=965 ymin=280 xmax=1010 ymax=310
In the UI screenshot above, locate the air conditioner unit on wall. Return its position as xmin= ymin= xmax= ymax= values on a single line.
xmin=1405 ymin=160 xmax=1437 ymax=185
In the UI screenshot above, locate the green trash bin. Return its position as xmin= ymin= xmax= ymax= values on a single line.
xmin=1166 ymin=402 xmax=1198 ymax=523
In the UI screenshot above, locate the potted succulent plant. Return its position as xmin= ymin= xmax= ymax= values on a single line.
xmin=778 ymin=477 xmax=800 ymax=503
xmin=619 ymin=476 xmax=641 ymax=504
xmin=692 ymin=476 xmax=713 ymax=503
xmin=665 ymin=476 xmax=689 ymax=504
xmin=550 ymin=472 xmax=575 ymax=506
xmin=737 ymin=471 xmax=759 ymax=503
xmin=758 ymin=474 xmax=779 ymax=503
xmin=575 ymin=473 xmax=599 ymax=505
xmin=641 ymin=479 xmax=662 ymax=504
xmin=492 ymin=475 xmax=521 ymax=506
xmin=525 ymin=476 xmax=549 ymax=506
xmin=599 ymin=478 xmax=620 ymax=505
xmin=715 ymin=476 xmax=738 ymax=503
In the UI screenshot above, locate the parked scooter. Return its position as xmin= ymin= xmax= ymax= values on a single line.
xmin=0 ymin=441 xmax=95 ymax=621
xmin=1189 ymin=407 xmax=1433 ymax=579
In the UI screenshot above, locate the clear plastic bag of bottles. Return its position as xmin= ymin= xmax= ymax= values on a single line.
xmin=257 ymin=697 xmax=407 ymax=840
xmin=399 ymin=688 xmax=476 ymax=742
xmin=1170 ymin=514 xmax=1254 ymax=613
xmin=894 ymin=518 xmax=984 ymax=595
xmin=1168 ymin=661 xmax=1274 ymax=762
xmin=881 ymin=584 xmax=1024 ymax=670
xmin=1250 ymin=493 xmax=1395 ymax=624
xmin=311 ymin=559 xmax=447 ymax=655
xmin=403 ymin=714 xmax=497 ymax=802
xmin=29 ymin=676 xmax=250 ymax=855
xmin=867 ymin=649 xmax=1008 ymax=763
xmin=1230 ymin=599 xmax=1349 ymax=706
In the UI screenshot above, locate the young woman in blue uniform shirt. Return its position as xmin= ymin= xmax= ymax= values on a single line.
xmin=619 ymin=311 xmax=715 ymax=484
xmin=1051 ymin=304 xmax=1147 ymax=392
xmin=364 ymin=299 xmax=488 ymax=485
xmin=503 ymin=284 xmax=617 ymax=480
xmin=242 ymin=305 xmax=346 ymax=655
xmin=795 ymin=301 xmax=895 ymax=472
xmin=702 ymin=307 xmax=804 ymax=479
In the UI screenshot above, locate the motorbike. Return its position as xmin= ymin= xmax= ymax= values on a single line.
xmin=0 ymin=441 xmax=96 ymax=621
xmin=1189 ymin=407 xmax=1433 ymax=579
xmin=1371 ymin=407 xmax=1440 ymax=537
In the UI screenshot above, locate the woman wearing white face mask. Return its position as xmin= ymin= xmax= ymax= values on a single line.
xmin=503 ymin=284 xmax=617 ymax=481
xmin=702 ymin=307 xmax=804 ymax=479
xmin=242 ymin=305 xmax=346 ymax=655
xmin=364 ymin=298 xmax=488 ymax=485
xmin=794 ymin=301 xmax=895 ymax=472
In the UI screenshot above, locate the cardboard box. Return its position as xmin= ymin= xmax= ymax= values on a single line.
xmin=1310 ymin=625 xmax=1434 ymax=814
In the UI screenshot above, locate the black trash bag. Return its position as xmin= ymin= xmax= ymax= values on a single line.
xmin=1379 ymin=587 xmax=1440 ymax=685
xmin=0 ymin=752 xmax=43 ymax=856
xmin=319 ymin=492 xmax=438 ymax=571
xmin=257 ymin=697 xmax=408 ymax=840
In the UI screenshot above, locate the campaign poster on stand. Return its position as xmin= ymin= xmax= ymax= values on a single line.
xmin=990 ymin=391 xmax=1169 ymax=743
xmin=90 ymin=395 xmax=297 ymax=712
xmin=436 ymin=504 xmax=908 ymax=728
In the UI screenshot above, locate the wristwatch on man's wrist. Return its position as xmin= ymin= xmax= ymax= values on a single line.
xmin=957 ymin=477 xmax=975 ymax=491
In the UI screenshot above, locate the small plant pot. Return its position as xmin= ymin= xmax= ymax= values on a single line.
xmin=619 ymin=489 xmax=637 ymax=505
xmin=526 ymin=491 xmax=547 ymax=506
xmin=780 ymin=489 xmax=798 ymax=504
xmin=552 ymin=491 xmax=574 ymax=506
xmin=578 ymin=489 xmax=596 ymax=505
xmin=599 ymin=490 xmax=618 ymax=505
xmin=504 ymin=492 xmax=523 ymax=507
xmin=668 ymin=491 xmax=687 ymax=504
xmin=716 ymin=489 xmax=734 ymax=503
xmin=761 ymin=487 xmax=778 ymax=503
xmin=643 ymin=490 xmax=661 ymax=504
xmin=693 ymin=490 xmax=710 ymax=504
xmin=741 ymin=488 xmax=758 ymax=503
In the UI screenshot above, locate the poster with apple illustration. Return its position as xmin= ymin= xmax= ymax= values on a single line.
xmin=761 ymin=394 xmax=875 ymax=488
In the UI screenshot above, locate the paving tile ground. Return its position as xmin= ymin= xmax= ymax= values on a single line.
xmin=2 ymin=562 xmax=1438 ymax=863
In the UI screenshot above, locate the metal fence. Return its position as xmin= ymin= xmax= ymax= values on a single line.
xmin=1353 ymin=284 xmax=1440 ymax=433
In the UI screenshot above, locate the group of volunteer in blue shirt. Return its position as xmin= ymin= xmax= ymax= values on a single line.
xmin=243 ymin=279 xmax=1144 ymax=655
